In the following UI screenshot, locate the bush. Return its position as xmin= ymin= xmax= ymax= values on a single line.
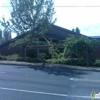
xmin=46 ymin=58 xmax=68 ymax=64
xmin=16 ymin=57 xmax=24 ymax=61
xmin=0 ymin=54 xmax=6 ymax=60
xmin=40 ymin=52 xmax=46 ymax=60
xmin=46 ymin=58 xmax=89 ymax=66
xmin=65 ymin=58 xmax=78 ymax=65
xmin=6 ymin=54 xmax=19 ymax=61
xmin=46 ymin=59 xmax=59 ymax=64
xmin=2 ymin=56 xmax=7 ymax=60
xmin=33 ymin=58 xmax=41 ymax=63
xmin=24 ymin=57 xmax=33 ymax=62
xmin=94 ymin=59 xmax=100 ymax=66
xmin=0 ymin=55 xmax=2 ymax=60
xmin=24 ymin=57 xmax=41 ymax=63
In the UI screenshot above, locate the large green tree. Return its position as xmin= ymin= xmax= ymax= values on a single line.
xmin=0 ymin=0 xmax=55 ymax=35
xmin=60 ymin=35 xmax=100 ymax=60
xmin=0 ymin=0 xmax=56 ymax=65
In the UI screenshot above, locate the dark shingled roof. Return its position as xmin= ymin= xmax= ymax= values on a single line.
xmin=0 ymin=25 xmax=77 ymax=48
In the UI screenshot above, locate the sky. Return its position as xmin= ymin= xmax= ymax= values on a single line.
xmin=0 ymin=0 xmax=100 ymax=38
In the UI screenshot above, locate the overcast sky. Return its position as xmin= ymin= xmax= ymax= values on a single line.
xmin=0 ymin=0 xmax=100 ymax=37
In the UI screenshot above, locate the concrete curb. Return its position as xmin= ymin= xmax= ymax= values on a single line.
xmin=45 ymin=64 xmax=100 ymax=71
xmin=0 ymin=60 xmax=42 ymax=66
xmin=0 ymin=60 xmax=100 ymax=71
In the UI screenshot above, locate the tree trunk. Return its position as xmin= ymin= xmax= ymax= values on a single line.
xmin=33 ymin=37 xmax=45 ymax=66
xmin=37 ymin=47 xmax=45 ymax=66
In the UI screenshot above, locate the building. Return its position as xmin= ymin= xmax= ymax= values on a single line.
xmin=0 ymin=25 xmax=76 ymax=57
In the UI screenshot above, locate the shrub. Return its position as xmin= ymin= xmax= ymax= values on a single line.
xmin=65 ymin=58 xmax=78 ymax=65
xmin=46 ymin=58 xmax=89 ymax=66
xmin=0 ymin=55 xmax=3 ymax=60
xmin=46 ymin=58 xmax=67 ymax=64
xmin=57 ymin=58 xmax=67 ymax=64
xmin=33 ymin=58 xmax=41 ymax=63
xmin=16 ymin=57 xmax=24 ymax=61
xmin=6 ymin=54 xmax=19 ymax=61
xmin=0 ymin=54 xmax=6 ymax=60
xmin=46 ymin=59 xmax=58 ymax=64
xmin=40 ymin=52 xmax=46 ymax=60
xmin=94 ymin=59 xmax=100 ymax=66
xmin=2 ymin=56 xmax=7 ymax=60
xmin=24 ymin=57 xmax=33 ymax=62
xmin=0 ymin=57 xmax=2 ymax=60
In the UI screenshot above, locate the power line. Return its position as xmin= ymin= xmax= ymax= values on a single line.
xmin=55 ymin=6 xmax=100 ymax=7
xmin=0 ymin=6 xmax=11 ymax=7
xmin=0 ymin=6 xmax=100 ymax=7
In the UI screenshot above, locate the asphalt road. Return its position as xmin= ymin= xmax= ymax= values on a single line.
xmin=0 ymin=65 xmax=99 ymax=100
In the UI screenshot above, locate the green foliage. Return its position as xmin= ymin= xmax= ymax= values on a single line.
xmin=0 ymin=53 xmax=40 ymax=62
xmin=3 ymin=29 xmax=11 ymax=41
xmin=16 ymin=57 xmax=24 ymax=61
xmin=62 ymin=35 xmax=87 ymax=58
xmin=6 ymin=54 xmax=20 ymax=61
xmin=72 ymin=27 xmax=81 ymax=34
xmin=46 ymin=58 xmax=88 ymax=66
xmin=1 ymin=56 xmax=7 ymax=60
xmin=94 ymin=59 xmax=100 ymax=66
xmin=59 ymin=35 xmax=100 ymax=59
xmin=0 ymin=0 xmax=56 ymax=39
xmin=0 ymin=55 xmax=3 ymax=60
xmin=24 ymin=57 xmax=41 ymax=63
xmin=40 ymin=52 xmax=46 ymax=60
xmin=33 ymin=58 xmax=41 ymax=63
xmin=1 ymin=0 xmax=56 ymax=65
xmin=0 ymin=54 xmax=6 ymax=60
xmin=24 ymin=57 xmax=33 ymax=62
xmin=0 ymin=29 xmax=12 ymax=44
xmin=44 ymin=37 xmax=62 ymax=59
xmin=9 ymin=34 xmax=33 ymax=48
xmin=43 ymin=35 xmax=100 ymax=62
xmin=26 ymin=49 xmax=37 ymax=58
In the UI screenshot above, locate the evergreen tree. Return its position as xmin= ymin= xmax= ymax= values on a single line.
xmin=3 ymin=29 xmax=11 ymax=41
xmin=72 ymin=27 xmax=81 ymax=34
xmin=0 ymin=29 xmax=2 ymax=44
xmin=0 ymin=29 xmax=2 ymax=39
xmin=76 ymin=27 xmax=81 ymax=34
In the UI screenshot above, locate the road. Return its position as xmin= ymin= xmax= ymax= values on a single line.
xmin=0 ymin=64 xmax=99 ymax=100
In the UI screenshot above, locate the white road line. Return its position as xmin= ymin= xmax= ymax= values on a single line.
xmin=68 ymin=95 xmax=91 ymax=99
xmin=69 ymin=78 xmax=74 ymax=81
xmin=0 ymin=87 xmax=91 ymax=98
xmin=69 ymin=77 xmax=100 ymax=83
xmin=0 ymin=72 xmax=5 ymax=74
xmin=75 ymin=78 xmax=100 ymax=83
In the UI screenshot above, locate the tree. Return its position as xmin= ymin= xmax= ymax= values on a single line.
xmin=3 ymin=28 xmax=11 ymax=41
xmin=59 ymin=35 xmax=100 ymax=60
xmin=72 ymin=29 xmax=75 ymax=32
xmin=0 ymin=0 xmax=56 ymax=65
xmin=75 ymin=27 xmax=80 ymax=34
xmin=72 ymin=27 xmax=81 ymax=34
xmin=0 ymin=29 xmax=2 ymax=39
xmin=0 ymin=29 xmax=2 ymax=44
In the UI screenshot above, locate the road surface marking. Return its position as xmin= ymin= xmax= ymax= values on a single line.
xmin=75 ymin=78 xmax=100 ymax=83
xmin=0 ymin=87 xmax=91 ymax=98
xmin=69 ymin=78 xmax=74 ymax=81
xmin=0 ymin=72 xmax=5 ymax=74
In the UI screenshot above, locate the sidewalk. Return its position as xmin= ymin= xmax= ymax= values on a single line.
xmin=0 ymin=60 xmax=100 ymax=71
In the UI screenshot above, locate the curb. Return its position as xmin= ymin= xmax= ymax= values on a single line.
xmin=0 ymin=60 xmax=100 ymax=71
xmin=0 ymin=61 xmax=42 ymax=66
